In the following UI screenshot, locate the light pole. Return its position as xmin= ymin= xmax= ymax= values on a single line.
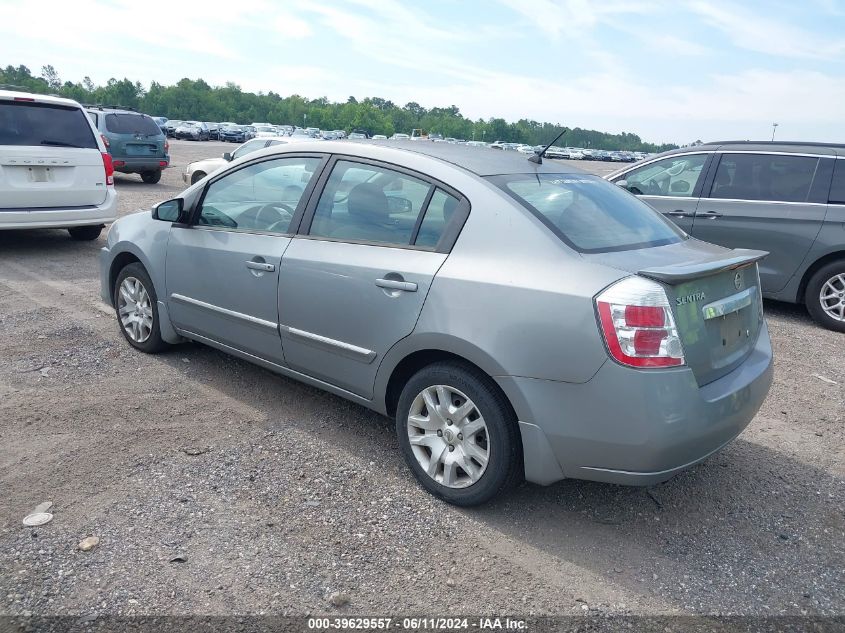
xmin=303 ymin=113 xmax=307 ymax=129
xmin=771 ymin=122 xmax=778 ymax=141
xmin=482 ymin=130 xmax=485 ymax=142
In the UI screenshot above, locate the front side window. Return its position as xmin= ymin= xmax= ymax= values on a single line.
xmin=198 ymin=157 xmax=321 ymax=234
xmin=308 ymin=160 xmax=433 ymax=246
xmin=709 ymin=153 xmax=819 ymax=202
xmin=232 ymin=139 xmax=267 ymax=160
xmin=494 ymin=174 xmax=685 ymax=253
xmin=618 ymin=153 xmax=707 ymax=197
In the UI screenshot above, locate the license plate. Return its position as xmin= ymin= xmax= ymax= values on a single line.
xmin=27 ymin=166 xmax=52 ymax=182
xmin=126 ymin=144 xmax=156 ymax=156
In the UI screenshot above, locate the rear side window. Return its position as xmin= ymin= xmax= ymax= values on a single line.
xmin=308 ymin=160 xmax=432 ymax=247
xmin=709 ymin=153 xmax=819 ymax=203
xmin=105 ymin=113 xmax=162 ymax=136
xmin=0 ymin=101 xmax=97 ymax=149
xmin=829 ymin=159 xmax=845 ymax=204
xmin=415 ymin=188 xmax=460 ymax=248
xmin=492 ymin=174 xmax=685 ymax=253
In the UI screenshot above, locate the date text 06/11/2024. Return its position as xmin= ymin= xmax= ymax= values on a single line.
xmin=306 ymin=617 xmax=528 ymax=630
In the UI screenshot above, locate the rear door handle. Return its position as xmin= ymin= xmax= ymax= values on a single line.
xmin=666 ymin=210 xmax=692 ymax=218
xmin=245 ymin=260 xmax=275 ymax=272
xmin=699 ymin=210 xmax=723 ymax=219
xmin=375 ymin=278 xmax=418 ymax=292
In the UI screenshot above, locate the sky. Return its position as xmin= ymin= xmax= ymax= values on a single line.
xmin=1 ymin=0 xmax=844 ymax=144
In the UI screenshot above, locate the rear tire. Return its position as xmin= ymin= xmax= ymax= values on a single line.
xmin=396 ymin=361 xmax=523 ymax=506
xmin=114 ymin=263 xmax=169 ymax=353
xmin=805 ymin=260 xmax=845 ymax=332
xmin=141 ymin=170 xmax=162 ymax=184
xmin=68 ymin=225 xmax=102 ymax=241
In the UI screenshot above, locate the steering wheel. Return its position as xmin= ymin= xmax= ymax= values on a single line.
xmin=254 ymin=202 xmax=295 ymax=230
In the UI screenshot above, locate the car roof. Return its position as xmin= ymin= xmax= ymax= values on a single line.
xmin=365 ymin=140 xmax=586 ymax=176
xmin=658 ymin=141 xmax=845 ymax=157
xmin=0 ymin=89 xmax=83 ymax=109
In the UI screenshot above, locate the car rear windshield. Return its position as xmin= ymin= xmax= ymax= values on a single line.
xmin=105 ymin=113 xmax=162 ymax=136
xmin=491 ymin=174 xmax=686 ymax=253
xmin=0 ymin=101 xmax=97 ymax=149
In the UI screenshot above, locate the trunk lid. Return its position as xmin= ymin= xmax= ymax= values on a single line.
xmin=0 ymin=146 xmax=108 ymax=209
xmin=110 ymin=133 xmax=166 ymax=159
xmin=585 ymin=240 xmax=767 ymax=385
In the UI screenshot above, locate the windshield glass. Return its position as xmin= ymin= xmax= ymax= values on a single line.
xmin=0 ymin=102 xmax=97 ymax=148
xmin=491 ymin=174 xmax=686 ymax=253
xmin=105 ymin=113 xmax=162 ymax=135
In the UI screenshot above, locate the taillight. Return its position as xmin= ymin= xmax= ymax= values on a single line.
xmin=100 ymin=134 xmax=109 ymax=148
xmin=101 ymin=152 xmax=114 ymax=186
xmin=164 ymin=139 xmax=169 ymax=152
xmin=595 ymin=277 xmax=684 ymax=368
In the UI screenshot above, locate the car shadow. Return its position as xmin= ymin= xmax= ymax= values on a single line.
xmin=763 ymin=298 xmax=816 ymax=327
xmin=154 ymin=340 xmax=844 ymax=615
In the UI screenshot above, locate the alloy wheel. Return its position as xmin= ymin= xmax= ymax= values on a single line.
xmin=406 ymin=385 xmax=490 ymax=488
xmin=819 ymin=273 xmax=845 ymax=322
xmin=117 ymin=277 xmax=154 ymax=343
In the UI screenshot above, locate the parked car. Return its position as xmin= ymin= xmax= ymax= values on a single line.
xmin=174 ymin=121 xmax=209 ymax=141
xmin=205 ymin=122 xmax=220 ymax=140
xmin=0 ymin=89 xmax=116 ymax=239
xmin=152 ymin=116 xmax=168 ymax=134
xmin=219 ymin=124 xmax=248 ymax=143
xmin=253 ymin=126 xmax=278 ymax=139
xmin=372 ymin=134 xmax=388 ymax=140
xmin=391 ymin=133 xmax=410 ymax=140
xmin=608 ymin=141 xmax=845 ymax=331
xmin=182 ymin=138 xmax=288 ymax=185
xmin=101 ymin=141 xmax=773 ymax=505
xmin=87 ymin=106 xmax=170 ymax=184
xmin=348 ymin=132 xmax=368 ymax=140
xmin=163 ymin=120 xmax=183 ymax=138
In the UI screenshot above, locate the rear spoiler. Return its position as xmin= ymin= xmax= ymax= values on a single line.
xmin=638 ymin=249 xmax=768 ymax=285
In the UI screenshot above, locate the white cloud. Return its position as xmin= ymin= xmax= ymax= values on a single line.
xmin=688 ymin=1 xmax=845 ymax=60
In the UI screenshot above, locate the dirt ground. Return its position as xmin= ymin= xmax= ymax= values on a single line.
xmin=1 ymin=141 xmax=843 ymax=622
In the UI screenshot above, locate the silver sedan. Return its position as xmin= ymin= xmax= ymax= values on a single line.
xmin=99 ymin=141 xmax=773 ymax=505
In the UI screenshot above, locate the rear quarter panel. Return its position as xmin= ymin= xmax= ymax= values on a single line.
xmin=375 ymin=179 xmax=624 ymax=399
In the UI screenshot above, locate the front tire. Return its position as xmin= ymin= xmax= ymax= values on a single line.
xmin=805 ymin=260 xmax=845 ymax=332
xmin=141 ymin=170 xmax=162 ymax=184
xmin=114 ymin=263 xmax=169 ymax=353
xmin=191 ymin=171 xmax=206 ymax=185
xmin=68 ymin=225 xmax=102 ymax=241
xmin=396 ymin=362 xmax=522 ymax=506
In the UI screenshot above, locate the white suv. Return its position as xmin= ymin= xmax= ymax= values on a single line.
xmin=0 ymin=89 xmax=117 ymax=240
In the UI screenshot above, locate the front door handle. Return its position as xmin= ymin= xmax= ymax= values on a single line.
xmin=699 ymin=210 xmax=723 ymax=220
xmin=245 ymin=260 xmax=275 ymax=272
xmin=666 ymin=210 xmax=692 ymax=218
xmin=375 ymin=278 xmax=418 ymax=292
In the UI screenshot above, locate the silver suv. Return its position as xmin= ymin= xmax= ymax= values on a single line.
xmin=609 ymin=142 xmax=845 ymax=332
xmin=100 ymin=141 xmax=773 ymax=505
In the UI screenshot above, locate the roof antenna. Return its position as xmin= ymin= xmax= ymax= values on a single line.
xmin=528 ymin=127 xmax=569 ymax=164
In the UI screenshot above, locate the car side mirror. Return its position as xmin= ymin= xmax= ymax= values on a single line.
xmin=615 ymin=179 xmax=628 ymax=188
xmin=387 ymin=196 xmax=412 ymax=213
xmin=152 ymin=198 xmax=183 ymax=222
xmin=223 ymin=152 xmax=232 ymax=161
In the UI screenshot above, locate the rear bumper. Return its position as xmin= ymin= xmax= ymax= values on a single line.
xmin=497 ymin=321 xmax=774 ymax=486
xmin=0 ymin=188 xmax=117 ymax=229
xmin=114 ymin=156 xmax=169 ymax=173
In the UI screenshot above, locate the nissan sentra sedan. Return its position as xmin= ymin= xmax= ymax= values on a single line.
xmin=99 ymin=141 xmax=773 ymax=506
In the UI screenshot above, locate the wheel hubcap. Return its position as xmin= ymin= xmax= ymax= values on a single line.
xmin=406 ymin=385 xmax=490 ymax=489
xmin=117 ymin=277 xmax=153 ymax=343
xmin=819 ymin=273 xmax=845 ymax=322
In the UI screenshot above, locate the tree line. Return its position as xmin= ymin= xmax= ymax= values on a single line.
xmin=1 ymin=64 xmax=677 ymax=152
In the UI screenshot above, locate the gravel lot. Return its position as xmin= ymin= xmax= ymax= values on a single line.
xmin=1 ymin=140 xmax=843 ymax=621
